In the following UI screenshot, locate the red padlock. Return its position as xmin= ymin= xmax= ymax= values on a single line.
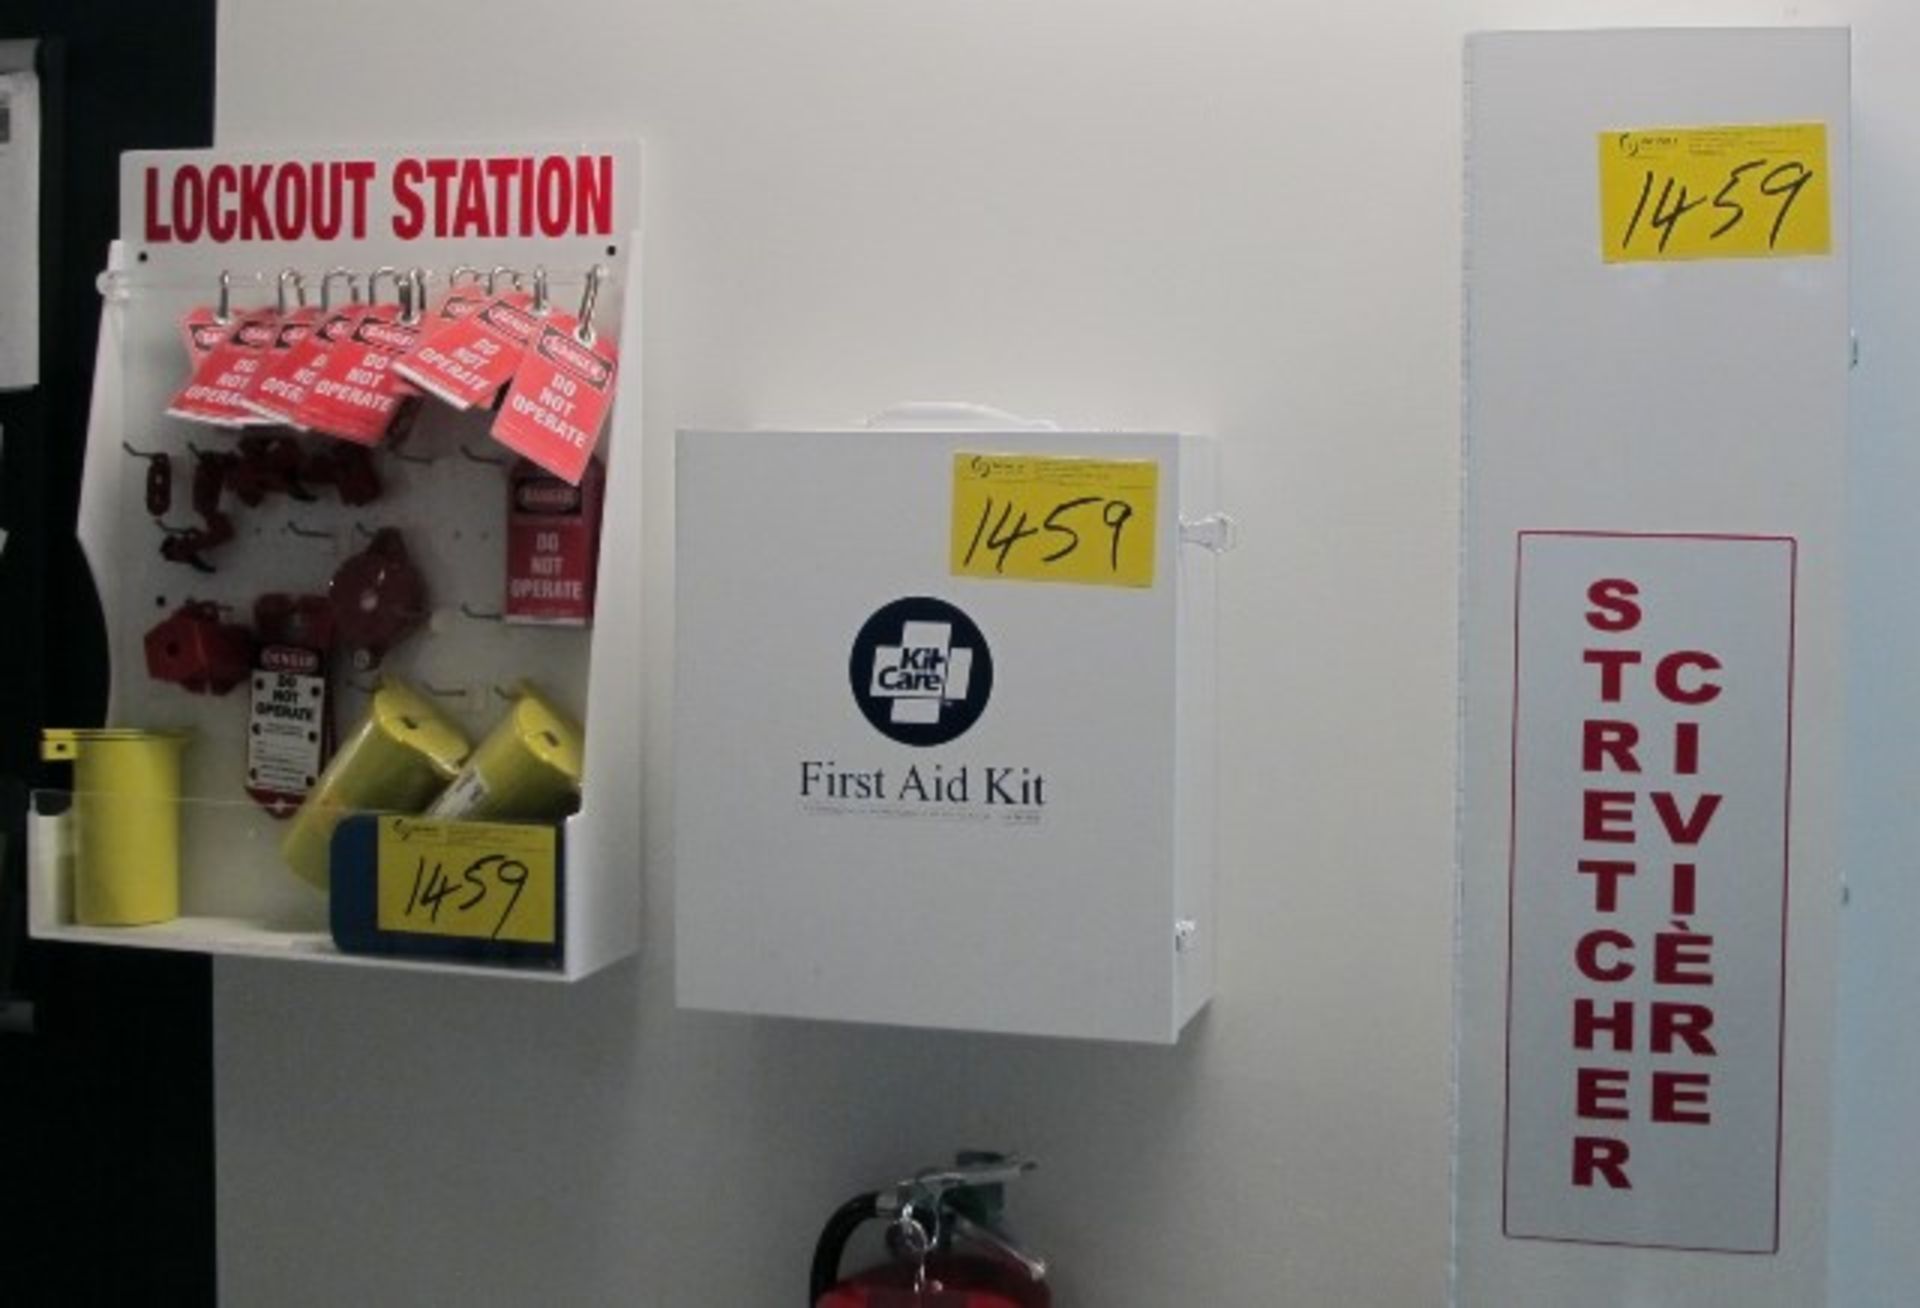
xmin=145 ymin=601 xmax=252 ymax=695
xmin=228 ymin=434 xmax=314 ymax=506
xmin=158 ymin=447 xmax=237 ymax=573
xmin=141 ymin=449 xmax=172 ymax=516
xmin=811 ymin=1157 xmax=1050 ymax=1308
xmin=305 ymin=441 xmax=382 ymax=507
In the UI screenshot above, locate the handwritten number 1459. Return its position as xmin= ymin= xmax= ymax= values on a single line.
xmin=404 ymin=853 xmax=531 ymax=939
xmin=964 ymin=494 xmax=1135 ymax=574
xmin=1621 ymin=157 xmax=1813 ymax=253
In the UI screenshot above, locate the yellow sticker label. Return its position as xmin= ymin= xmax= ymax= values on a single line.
xmin=376 ymin=816 xmax=557 ymax=945
xmin=1598 ymin=123 xmax=1830 ymax=262
xmin=950 ymin=453 xmax=1159 ymax=588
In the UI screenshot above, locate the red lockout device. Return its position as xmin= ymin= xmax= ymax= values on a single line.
xmin=145 ymin=601 xmax=252 ymax=696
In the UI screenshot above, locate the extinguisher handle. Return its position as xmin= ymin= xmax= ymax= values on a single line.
xmin=948 ymin=1210 xmax=1048 ymax=1283
xmin=808 ymin=1192 xmax=879 ymax=1306
xmin=906 ymin=1155 xmax=1037 ymax=1199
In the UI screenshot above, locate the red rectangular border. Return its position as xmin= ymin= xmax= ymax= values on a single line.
xmin=1499 ymin=529 xmax=1796 ymax=1254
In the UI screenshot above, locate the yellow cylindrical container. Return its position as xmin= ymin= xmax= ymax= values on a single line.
xmin=428 ymin=684 xmax=585 ymax=822
xmin=41 ymin=728 xmax=191 ymax=926
xmin=281 ymin=680 xmax=472 ymax=890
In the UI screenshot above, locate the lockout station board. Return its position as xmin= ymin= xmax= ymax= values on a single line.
xmin=27 ymin=142 xmax=644 ymax=979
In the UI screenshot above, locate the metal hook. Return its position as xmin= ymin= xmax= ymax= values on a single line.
xmin=284 ymin=520 xmax=333 ymax=541
xmin=122 ymin=440 xmax=166 ymax=460
xmin=532 ymin=266 xmax=550 ymax=314
xmin=450 ymin=264 xmax=482 ymax=288
xmin=401 ymin=268 xmax=428 ymax=326
xmin=366 ymin=266 xmax=403 ymax=307
xmin=276 ymin=268 xmax=306 ymax=315
xmin=575 ymin=264 xmax=605 ymax=344
xmin=459 ymin=602 xmax=503 ymax=622
xmin=489 ymin=265 xmax=525 ymax=294
xmin=420 ymin=680 xmax=469 ymax=700
xmin=216 ymin=270 xmax=233 ymax=323
xmin=320 ymin=267 xmax=358 ymax=312
xmin=458 ymin=442 xmax=508 ymax=468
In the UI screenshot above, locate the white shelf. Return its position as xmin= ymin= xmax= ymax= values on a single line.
xmin=27 ymin=793 xmax=604 ymax=977
xmin=31 ymin=915 xmax=574 ymax=980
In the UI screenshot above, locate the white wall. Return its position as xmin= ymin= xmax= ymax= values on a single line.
xmin=207 ymin=2 xmax=1918 ymax=1304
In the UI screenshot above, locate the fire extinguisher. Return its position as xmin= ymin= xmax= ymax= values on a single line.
xmin=809 ymin=1153 xmax=1051 ymax=1308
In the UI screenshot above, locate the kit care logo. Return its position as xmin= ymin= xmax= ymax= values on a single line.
xmin=849 ymin=597 xmax=993 ymax=747
xmin=804 ymin=597 xmax=1043 ymax=817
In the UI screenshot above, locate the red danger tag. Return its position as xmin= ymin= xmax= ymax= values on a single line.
xmin=296 ymin=305 xmax=425 ymax=444
xmin=248 ymin=595 xmax=337 ymax=817
xmin=246 ymin=644 xmax=331 ymax=818
xmin=391 ymin=291 xmax=539 ymax=410
xmin=167 ymin=310 xmax=280 ymax=426
xmin=225 ymin=307 xmax=321 ymax=415
xmin=489 ymin=312 xmax=618 ymax=484
xmin=249 ymin=305 xmax=364 ymax=427
xmin=505 ymin=456 xmax=605 ymax=625
xmin=268 ymin=307 xmax=323 ymax=356
xmin=179 ymin=305 xmax=230 ymax=363
xmin=432 ymin=283 xmax=492 ymax=325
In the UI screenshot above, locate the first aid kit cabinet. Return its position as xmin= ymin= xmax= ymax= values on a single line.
xmin=674 ymin=419 xmax=1224 ymax=1042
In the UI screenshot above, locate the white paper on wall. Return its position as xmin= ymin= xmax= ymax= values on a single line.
xmin=0 ymin=68 xmax=39 ymax=392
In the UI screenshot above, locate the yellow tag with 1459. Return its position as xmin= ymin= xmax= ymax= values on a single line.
xmin=1598 ymin=123 xmax=1830 ymax=262
xmin=950 ymin=452 xmax=1158 ymax=588
xmin=375 ymin=816 xmax=557 ymax=944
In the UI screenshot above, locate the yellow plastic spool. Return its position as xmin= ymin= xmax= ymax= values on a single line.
xmin=428 ymin=684 xmax=585 ymax=822
xmin=41 ymin=728 xmax=192 ymax=926
xmin=281 ymin=680 xmax=472 ymax=890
